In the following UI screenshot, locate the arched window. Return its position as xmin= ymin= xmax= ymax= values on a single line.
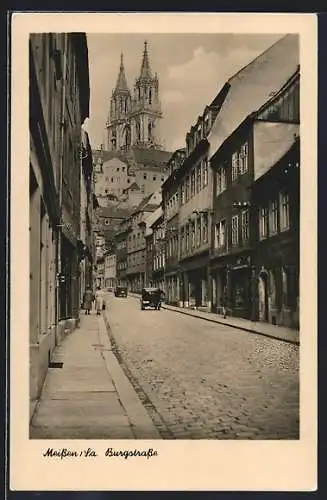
xmin=148 ymin=122 xmax=152 ymax=141
xmin=149 ymin=88 xmax=152 ymax=104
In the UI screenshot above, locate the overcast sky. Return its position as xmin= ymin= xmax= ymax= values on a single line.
xmin=85 ymin=33 xmax=283 ymax=152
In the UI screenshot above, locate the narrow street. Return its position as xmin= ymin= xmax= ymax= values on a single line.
xmin=103 ymin=293 xmax=299 ymax=439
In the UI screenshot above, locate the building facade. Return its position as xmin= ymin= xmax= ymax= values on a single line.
xmin=162 ymin=149 xmax=186 ymax=305
xmin=125 ymin=192 xmax=161 ymax=291
xmin=209 ymin=53 xmax=299 ymax=324
xmin=79 ymin=128 xmax=94 ymax=300
xmin=151 ymin=211 xmax=165 ymax=291
xmin=175 ymin=86 xmax=229 ymax=309
xmin=29 ymin=33 xmax=90 ymax=405
xmin=104 ymin=252 xmax=117 ymax=290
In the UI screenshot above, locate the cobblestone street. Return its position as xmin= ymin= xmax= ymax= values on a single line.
xmin=104 ymin=293 xmax=299 ymax=439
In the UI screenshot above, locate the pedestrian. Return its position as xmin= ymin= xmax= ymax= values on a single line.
xmin=221 ymin=288 xmax=227 ymax=319
xmin=95 ymin=286 xmax=105 ymax=315
xmin=83 ymin=287 xmax=95 ymax=315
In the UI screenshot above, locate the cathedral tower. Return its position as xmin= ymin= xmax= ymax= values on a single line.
xmin=106 ymin=54 xmax=132 ymax=151
xmin=130 ymin=41 xmax=163 ymax=149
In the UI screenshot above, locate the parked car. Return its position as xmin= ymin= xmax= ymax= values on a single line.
xmin=140 ymin=287 xmax=162 ymax=310
xmin=114 ymin=286 xmax=128 ymax=297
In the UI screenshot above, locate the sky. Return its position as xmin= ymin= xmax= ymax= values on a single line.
xmin=85 ymin=33 xmax=283 ymax=152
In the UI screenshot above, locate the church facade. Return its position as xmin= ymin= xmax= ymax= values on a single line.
xmin=106 ymin=41 xmax=163 ymax=152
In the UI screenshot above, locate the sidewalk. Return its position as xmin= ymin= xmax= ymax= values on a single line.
xmin=129 ymin=293 xmax=299 ymax=345
xmin=29 ymin=311 xmax=160 ymax=439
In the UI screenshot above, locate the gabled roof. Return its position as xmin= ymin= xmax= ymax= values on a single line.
xmin=208 ymin=34 xmax=299 ymax=159
xmin=144 ymin=206 xmax=162 ymax=237
xmin=132 ymin=147 xmax=172 ymax=167
xmin=96 ymin=206 xmax=131 ymax=220
xmin=126 ymin=182 xmax=141 ymax=192
xmin=92 ymin=145 xmax=172 ymax=169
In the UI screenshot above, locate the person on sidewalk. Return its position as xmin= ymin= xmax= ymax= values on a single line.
xmin=83 ymin=287 xmax=95 ymax=315
xmin=95 ymin=286 xmax=105 ymax=315
xmin=221 ymin=288 xmax=227 ymax=319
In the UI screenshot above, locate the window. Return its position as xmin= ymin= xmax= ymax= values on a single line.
xmin=191 ymin=170 xmax=196 ymax=197
xmin=122 ymin=167 xmax=125 ymax=172
xmin=259 ymin=207 xmax=269 ymax=240
xmin=202 ymin=159 xmax=208 ymax=186
xmin=186 ymin=225 xmax=190 ymax=251
xmin=269 ymin=200 xmax=278 ymax=235
xmin=185 ymin=176 xmax=190 ymax=201
xmin=196 ymin=216 xmax=201 ymax=246
xmin=215 ymin=219 xmax=226 ymax=249
xmin=111 ymin=178 xmax=114 ymax=183
xmin=153 ymin=176 xmax=157 ymax=181
xmin=180 ymin=185 xmax=185 ymax=205
xmin=232 ymin=152 xmax=239 ymax=181
xmin=231 ymin=215 xmax=239 ymax=246
xmin=143 ymin=174 xmax=147 ymax=180
xmin=191 ymin=222 xmax=195 ymax=248
xmin=202 ymin=213 xmax=208 ymax=243
xmin=197 ymin=165 xmax=202 ymax=192
xmin=239 ymin=143 xmax=248 ymax=174
xmin=117 ymin=167 xmax=120 ymax=172
xmin=241 ymin=210 xmax=249 ymax=242
xmin=216 ymin=167 xmax=226 ymax=196
xmin=161 ymin=177 xmax=164 ymax=182
xmin=280 ymin=191 xmax=290 ymax=231
xmin=127 ymin=179 xmax=130 ymax=184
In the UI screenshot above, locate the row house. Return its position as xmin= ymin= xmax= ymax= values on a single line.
xmin=125 ymin=192 xmax=161 ymax=291
xmin=29 ymin=33 xmax=90 ymax=407
xmin=104 ymin=251 xmax=117 ymax=290
xmin=115 ymin=219 xmax=129 ymax=288
xmin=150 ymin=210 xmax=165 ymax=291
xmin=175 ymin=85 xmax=229 ymax=309
xmin=79 ymin=128 xmax=94 ymax=300
xmin=208 ymin=34 xmax=299 ymax=326
xmin=162 ymin=148 xmax=186 ymax=305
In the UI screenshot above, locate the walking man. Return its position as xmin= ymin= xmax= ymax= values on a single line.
xmin=83 ymin=286 xmax=94 ymax=315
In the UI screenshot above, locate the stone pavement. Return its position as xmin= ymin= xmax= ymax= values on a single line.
xmin=29 ymin=311 xmax=160 ymax=439
xmin=104 ymin=295 xmax=299 ymax=439
xmin=129 ymin=293 xmax=299 ymax=345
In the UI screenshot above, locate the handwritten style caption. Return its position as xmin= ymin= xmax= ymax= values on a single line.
xmin=43 ymin=447 xmax=159 ymax=460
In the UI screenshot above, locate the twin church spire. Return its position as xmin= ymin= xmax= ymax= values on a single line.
xmin=107 ymin=42 xmax=162 ymax=152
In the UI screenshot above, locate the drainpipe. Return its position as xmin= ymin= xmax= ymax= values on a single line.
xmin=56 ymin=33 xmax=68 ymax=339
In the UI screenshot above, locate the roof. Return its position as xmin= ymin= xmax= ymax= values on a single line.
xmin=126 ymin=182 xmax=141 ymax=191
xmin=132 ymin=193 xmax=156 ymax=214
xmin=144 ymin=206 xmax=162 ymax=236
xmin=92 ymin=145 xmax=172 ymax=169
xmin=208 ymin=34 xmax=299 ymax=160
xmin=96 ymin=206 xmax=131 ymax=220
xmin=139 ymin=41 xmax=152 ymax=80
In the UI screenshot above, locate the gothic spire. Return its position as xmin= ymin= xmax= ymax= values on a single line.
xmin=114 ymin=53 xmax=130 ymax=93
xmin=139 ymin=41 xmax=152 ymax=79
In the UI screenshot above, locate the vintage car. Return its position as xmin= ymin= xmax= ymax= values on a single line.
xmin=114 ymin=286 xmax=128 ymax=298
xmin=140 ymin=287 xmax=162 ymax=310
